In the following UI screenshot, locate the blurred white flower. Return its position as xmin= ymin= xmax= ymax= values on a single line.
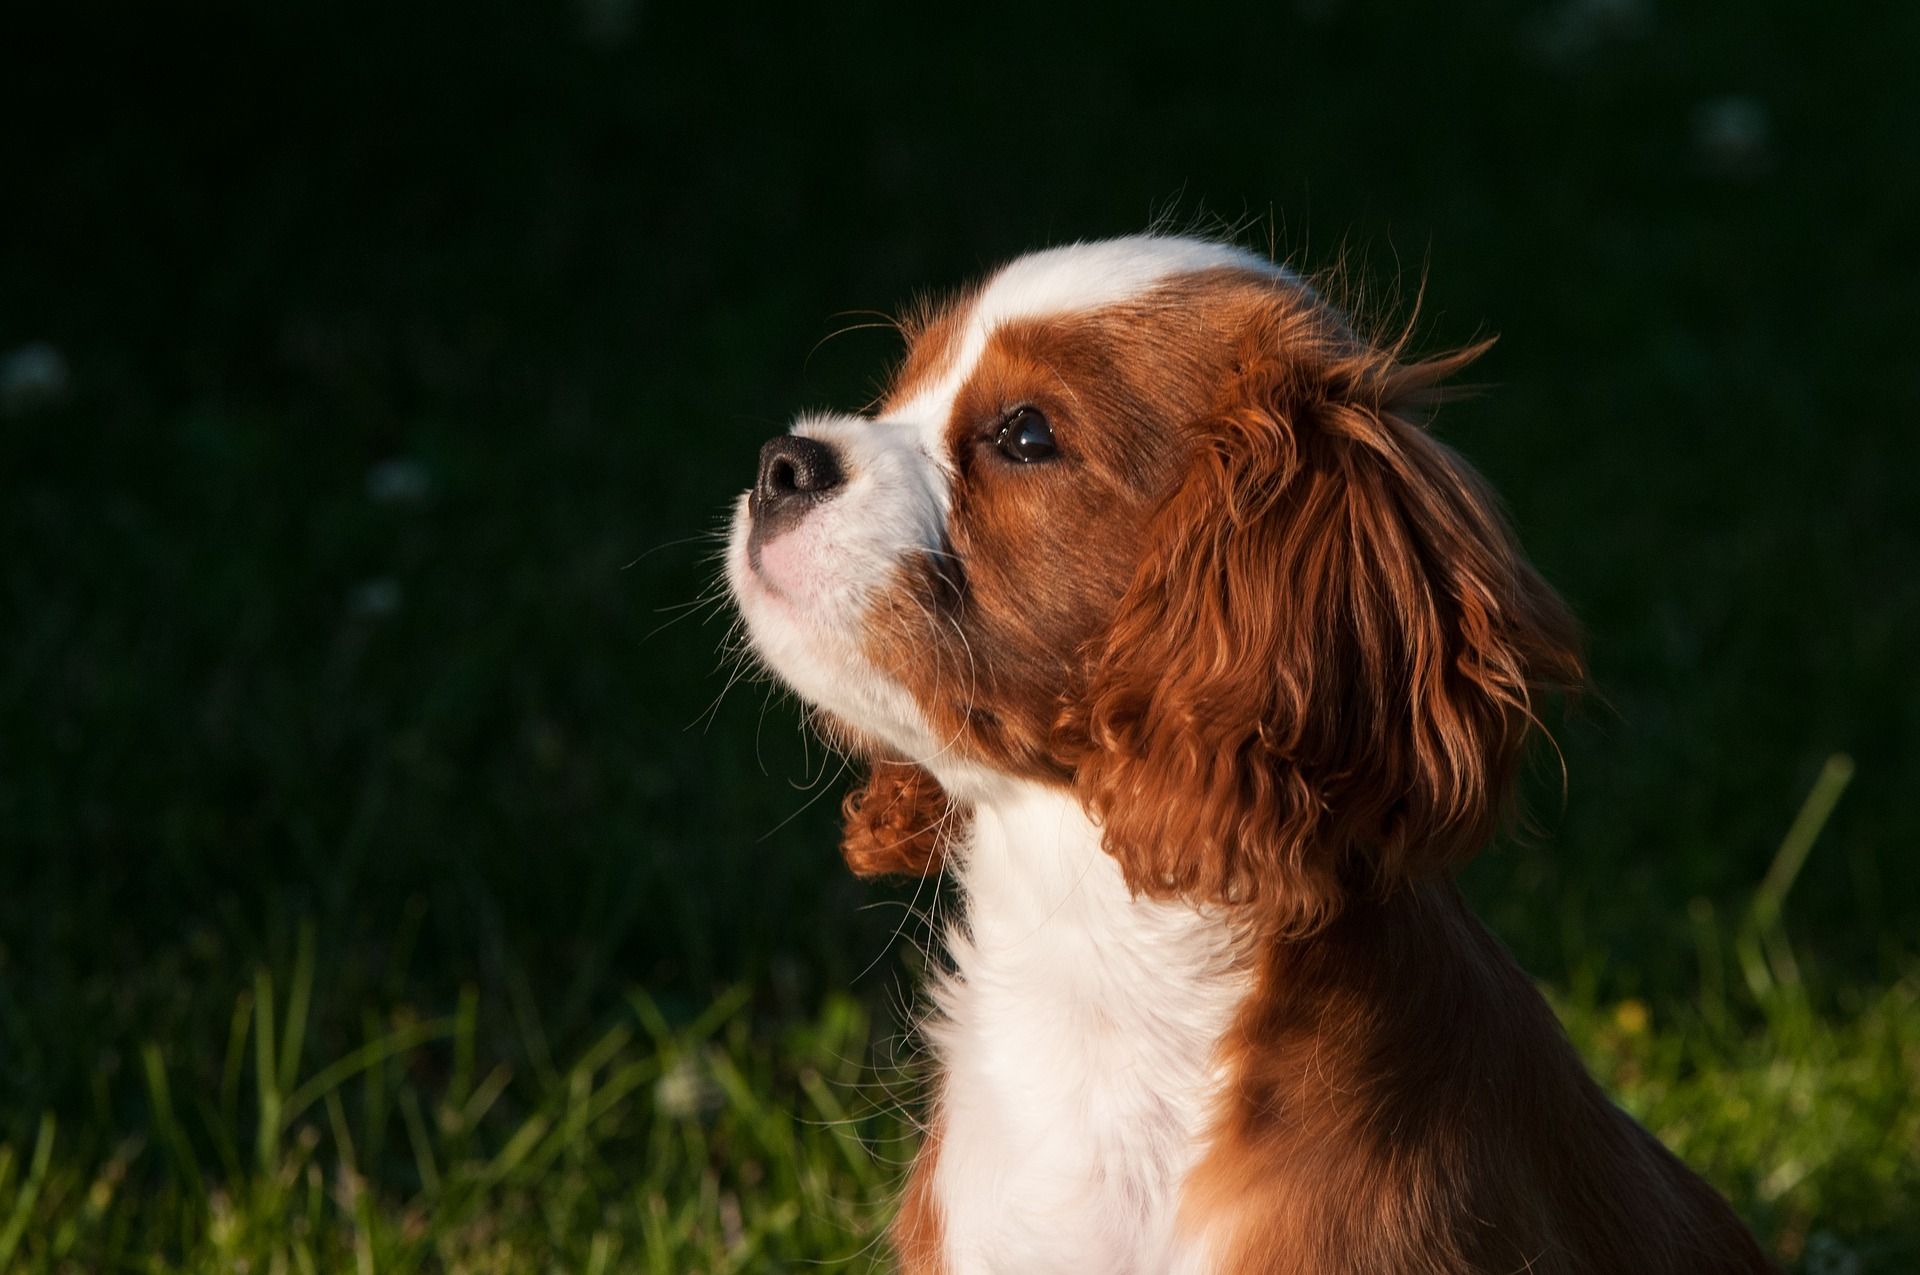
xmin=1 ymin=341 xmax=71 ymax=415
xmin=1692 ymin=95 xmax=1773 ymax=179
xmin=349 ymin=578 xmax=403 ymax=618
xmin=365 ymin=458 xmax=433 ymax=506
xmin=654 ymin=1054 xmax=720 ymax=1120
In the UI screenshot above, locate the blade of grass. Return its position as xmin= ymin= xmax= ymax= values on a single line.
xmin=1738 ymin=753 xmax=1855 ymax=997
xmin=281 ymin=1017 xmax=459 ymax=1127
xmin=360 ymin=1011 xmax=390 ymax=1172
xmin=449 ymin=985 xmax=478 ymax=1114
xmin=140 ymin=1046 xmax=204 ymax=1198
xmin=255 ymin=966 xmax=282 ymax=1172
xmin=279 ymin=923 xmax=316 ymax=1098
xmin=0 ymin=1113 xmax=55 ymax=1268
xmin=220 ymin=988 xmax=254 ymax=1131
xmin=397 ymin=1089 xmax=440 ymax=1195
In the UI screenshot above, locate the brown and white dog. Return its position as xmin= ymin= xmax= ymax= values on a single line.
xmin=725 ymin=236 xmax=1774 ymax=1274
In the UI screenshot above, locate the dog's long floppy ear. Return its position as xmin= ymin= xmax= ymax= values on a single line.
xmin=840 ymin=760 xmax=955 ymax=878
xmin=1067 ymin=302 xmax=1583 ymax=937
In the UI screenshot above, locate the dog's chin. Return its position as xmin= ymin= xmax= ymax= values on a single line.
xmin=805 ymin=715 xmax=920 ymax=770
xmin=726 ymin=510 xmax=946 ymax=767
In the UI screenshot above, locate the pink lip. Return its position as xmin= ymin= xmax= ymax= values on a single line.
xmin=732 ymin=537 xmax=805 ymax=619
xmin=745 ymin=543 xmax=787 ymax=595
xmin=738 ymin=535 xmax=779 ymax=588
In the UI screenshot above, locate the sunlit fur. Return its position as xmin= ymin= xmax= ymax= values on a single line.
xmin=840 ymin=758 xmax=949 ymax=878
xmin=725 ymin=235 xmax=1776 ymax=1274
xmin=1063 ymin=309 xmax=1583 ymax=940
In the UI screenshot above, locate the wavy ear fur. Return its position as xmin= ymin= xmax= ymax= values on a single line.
xmin=1068 ymin=306 xmax=1582 ymax=937
xmin=840 ymin=760 xmax=955 ymax=878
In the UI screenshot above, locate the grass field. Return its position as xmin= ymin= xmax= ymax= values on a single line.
xmin=3 ymin=0 xmax=1917 ymax=1269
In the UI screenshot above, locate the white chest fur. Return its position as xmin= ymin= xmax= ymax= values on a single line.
xmin=922 ymin=781 xmax=1250 ymax=1274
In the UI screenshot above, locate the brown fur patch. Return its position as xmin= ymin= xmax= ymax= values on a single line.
xmin=861 ymin=272 xmax=1274 ymax=782
xmin=1184 ymin=884 xmax=1777 ymax=1273
xmin=839 ymin=759 xmax=953 ymax=878
xmin=890 ymin=1115 xmax=948 ymax=1274
xmin=1060 ymin=296 xmax=1585 ymax=938
xmin=884 ymin=288 xmax=977 ymax=409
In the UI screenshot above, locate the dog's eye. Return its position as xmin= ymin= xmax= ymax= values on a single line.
xmin=994 ymin=407 xmax=1057 ymax=463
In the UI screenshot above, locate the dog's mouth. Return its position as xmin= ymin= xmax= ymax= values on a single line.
xmin=727 ymin=488 xmax=821 ymax=605
xmin=726 ymin=519 xmax=808 ymax=627
xmin=734 ymin=534 xmax=789 ymax=600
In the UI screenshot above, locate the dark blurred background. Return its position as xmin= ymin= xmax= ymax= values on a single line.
xmin=3 ymin=0 xmax=1916 ymax=1267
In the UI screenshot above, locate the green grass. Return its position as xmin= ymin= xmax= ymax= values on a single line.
xmin=0 ymin=970 xmax=918 ymax=1273
xmin=1 ymin=769 xmax=1914 ymax=1271
xmin=3 ymin=0 xmax=1917 ymax=1269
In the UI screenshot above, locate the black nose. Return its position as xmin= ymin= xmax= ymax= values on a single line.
xmin=749 ymin=434 xmax=844 ymax=545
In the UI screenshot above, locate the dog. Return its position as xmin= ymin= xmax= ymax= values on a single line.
xmin=725 ymin=235 xmax=1775 ymax=1273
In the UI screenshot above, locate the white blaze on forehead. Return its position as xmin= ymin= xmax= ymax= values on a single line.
xmin=970 ymin=235 xmax=1280 ymax=332
xmin=893 ymin=235 xmax=1288 ymax=475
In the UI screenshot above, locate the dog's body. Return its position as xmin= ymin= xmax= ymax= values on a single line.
xmin=727 ymin=236 xmax=1775 ymax=1273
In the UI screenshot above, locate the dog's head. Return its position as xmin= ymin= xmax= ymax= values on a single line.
xmin=727 ymin=236 xmax=1580 ymax=935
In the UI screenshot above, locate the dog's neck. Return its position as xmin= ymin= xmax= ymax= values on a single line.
xmin=897 ymin=780 xmax=1769 ymax=1275
xmin=921 ymin=779 xmax=1251 ymax=1272
xmin=911 ymin=780 xmax=1530 ymax=1273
